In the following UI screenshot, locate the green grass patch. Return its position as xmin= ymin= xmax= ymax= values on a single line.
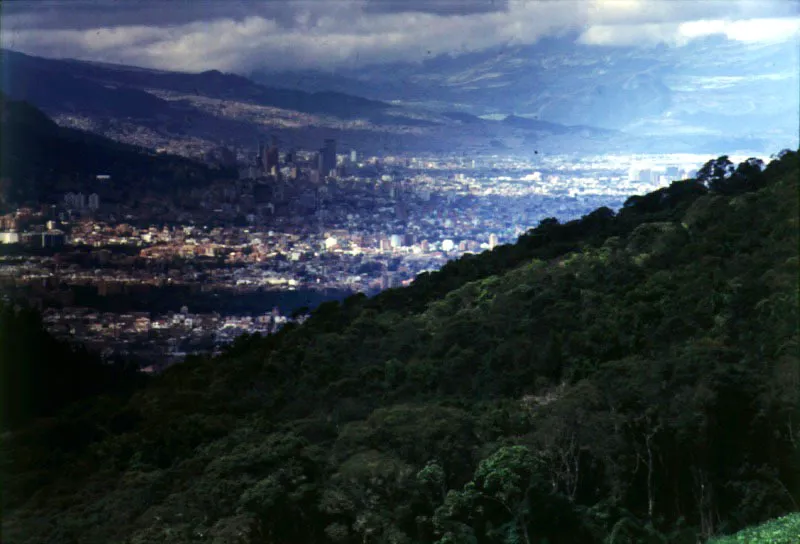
xmin=708 ymin=513 xmax=800 ymax=543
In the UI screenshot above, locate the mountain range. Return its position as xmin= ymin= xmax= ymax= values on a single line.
xmin=1 ymin=47 xmax=782 ymax=158
xmin=255 ymin=35 xmax=799 ymax=153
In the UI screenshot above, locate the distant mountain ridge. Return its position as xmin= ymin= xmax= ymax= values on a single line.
xmin=1 ymin=47 xmax=784 ymax=157
xmin=254 ymin=35 xmax=799 ymax=153
xmin=1 ymin=49 xmax=392 ymax=121
xmin=0 ymin=48 xmax=705 ymax=157
xmin=1 ymin=49 xmax=471 ymax=152
xmin=500 ymin=115 xmax=616 ymax=136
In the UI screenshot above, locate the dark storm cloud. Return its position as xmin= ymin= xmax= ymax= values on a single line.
xmin=1 ymin=0 xmax=506 ymax=31
xmin=1 ymin=0 xmax=797 ymax=72
xmin=1 ymin=1 xmax=295 ymax=31
xmin=361 ymin=0 xmax=509 ymax=16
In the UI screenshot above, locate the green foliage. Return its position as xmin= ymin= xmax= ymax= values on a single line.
xmin=708 ymin=513 xmax=800 ymax=543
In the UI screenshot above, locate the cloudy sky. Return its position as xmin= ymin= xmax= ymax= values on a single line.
xmin=1 ymin=0 xmax=798 ymax=72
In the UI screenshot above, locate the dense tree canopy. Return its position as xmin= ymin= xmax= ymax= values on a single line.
xmin=0 ymin=303 xmax=146 ymax=431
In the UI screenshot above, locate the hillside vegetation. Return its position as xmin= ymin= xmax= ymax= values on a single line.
xmin=0 ymin=304 xmax=146 ymax=431
xmin=708 ymin=513 xmax=800 ymax=543
xmin=0 ymin=93 xmax=229 ymax=209
xmin=1 ymin=151 xmax=798 ymax=544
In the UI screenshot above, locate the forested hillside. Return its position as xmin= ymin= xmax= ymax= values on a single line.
xmin=0 ymin=304 xmax=146 ymax=431
xmin=0 ymin=93 xmax=231 ymax=209
xmin=2 ymin=151 xmax=798 ymax=544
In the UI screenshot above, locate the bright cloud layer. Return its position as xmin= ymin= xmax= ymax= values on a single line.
xmin=0 ymin=0 xmax=797 ymax=71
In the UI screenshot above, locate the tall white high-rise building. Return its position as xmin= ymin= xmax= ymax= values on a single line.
xmin=665 ymin=166 xmax=680 ymax=180
xmin=489 ymin=233 xmax=499 ymax=250
xmin=88 ymin=193 xmax=100 ymax=211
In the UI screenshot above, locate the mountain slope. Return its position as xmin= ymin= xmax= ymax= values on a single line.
xmin=1 ymin=48 xmax=660 ymax=156
xmin=0 ymin=93 xmax=225 ymax=208
xmin=0 ymin=302 xmax=146 ymax=431
xmin=257 ymin=35 xmax=799 ymax=153
xmin=0 ymin=49 xmax=452 ymax=152
xmin=0 ymin=49 xmax=390 ymax=120
xmin=1 ymin=151 xmax=797 ymax=543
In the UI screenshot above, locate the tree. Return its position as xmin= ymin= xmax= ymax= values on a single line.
xmin=725 ymin=158 xmax=766 ymax=193
xmin=433 ymin=445 xmax=550 ymax=544
xmin=696 ymin=156 xmax=735 ymax=191
xmin=318 ymin=450 xmax=417 ymax=544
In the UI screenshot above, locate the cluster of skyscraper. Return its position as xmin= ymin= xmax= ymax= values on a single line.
xmin=257 ymin=137 xmax=345 ymax=181
xmin=63 ymin=192 xmax=100 ymax=211
xmin=627 ymin=165 xmax=696 ymax=184
xmin=261 ymin=137 xmax=281 ymax=176
xmin=317 ymin=139 xmax=337 ymax=178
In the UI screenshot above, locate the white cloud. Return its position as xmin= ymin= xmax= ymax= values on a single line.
xmin=1 ymin=0 xmax=798 ymax=71
xmin=580 ymin=17 xmax=800 ymax=46
xmin=708 ymin=17 xmax=800 ymax=43
xmin=577 ymin=0 xmax=800 ymax=46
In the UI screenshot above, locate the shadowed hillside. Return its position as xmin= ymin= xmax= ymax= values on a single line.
xmin=0 ymin=49 xmax=393 ymax=121
xmin=0 ymin=302 xmax=147 ymax=431
xmin=0 ymin=92 xmax=229 ymax=209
